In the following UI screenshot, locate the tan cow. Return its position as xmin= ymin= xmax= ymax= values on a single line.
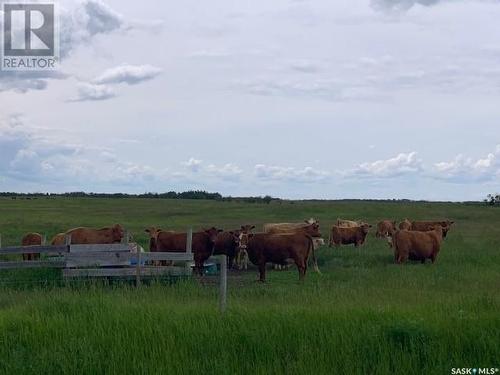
xmin=329 ymin=224 xmax=372 ymax=247
xmin=336 ymin=219 xmax=363 ymax=228
xmin=263 ymin=220 xmax=323 ymax=270
xmin=393 ymin=227 xmax=444 ymax=264
xmin=21 ymin=233 xmax=43 ymax=261
xmin=50 ymin=233 xmax=66 ymax=245
xmin=399 ymin=219 xmax=412 ymax=231
xmin=64 ymin=224 xmax=125 ymax=244
xmin=411 ymin=220 xmax=454 ymax=238
xmin=376 ymin=220 xmax=397 ymax=238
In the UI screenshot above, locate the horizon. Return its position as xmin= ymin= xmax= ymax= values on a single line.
xmin=1 ymin=0 xmax=499 ymax=200
xmin=0 ymin=189 xmax=488 ymax=203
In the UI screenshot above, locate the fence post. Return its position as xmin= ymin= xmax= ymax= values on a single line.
xmin=64 ymin=234 xmax=71 ymax=248
xmin=186 ymin=228 xmax=193 ymax=275
xmin=219 ymin=254 xmax=227 ymax=313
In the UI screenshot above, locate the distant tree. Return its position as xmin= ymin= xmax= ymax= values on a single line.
xmin=262 ymin=195 xmax=273 ymax=205
xmin=485 ymin=193 xmax=500 ymax=206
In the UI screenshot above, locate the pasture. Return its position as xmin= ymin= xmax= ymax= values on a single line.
xmin=0 ymin=197 xmax=499 ymax=374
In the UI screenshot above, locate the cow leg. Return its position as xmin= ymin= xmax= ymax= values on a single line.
xmin=296 ymin=260 xmax=306 ymax=281
xmin=258 ymin=263 xmax=266 ymax=282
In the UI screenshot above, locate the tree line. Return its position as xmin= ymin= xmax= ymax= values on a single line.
xmin=0 ymin=190 xmax=277 ymax=204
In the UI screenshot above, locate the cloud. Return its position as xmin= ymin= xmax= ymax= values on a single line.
xmin=60 ymin=0 xmax=125 ymax=59
xmin=433 ymin=146 xmax=500 ymax=183
xmin=235 ymin=78 xmax=375 ymax=102
xmin=206 ymin=163 xmax=243 ymax=181
xmin=183 ymin=158 xmax=203 ymax=173
xmin=0 ymin=71 xmax=67 ymax=93
xmin=371 ymin=0 xmax=443 ymax=11
xmin=254 ymin=164 xmax=330 ymax=183
xmin=0 ymin=114 xmax=162 ymax=187
xmin=181 ymin=158 xmax=243 ymax=181
xmin=70 ymin=83 xmax=116 ymax=102
xmin=0 ymin=1 xmax=159 ymax=94
xmin=93 ymin=64 xmax=162 ymax=85
xmin=348 ymin=152 xmax=423 ymax=178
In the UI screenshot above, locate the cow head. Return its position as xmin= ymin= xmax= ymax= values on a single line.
xmin=112 ymin=224 xmax=125 ymax=243
xmin=236 ymin=232 xmax=254 ymax=270
xmin=304 ymin=218 xmax=318 ymax=225
xmin=204 ymin=227 xmax=223 ymax=244
xmin=361 ymin=223 xmax=372 ymax=234
xmin=144 ymin=227 xmax=162 ymax=251
xmin=240 ymin=224 xmax=256 ymax=233
xmin=303 ymin=222 xmax=321 ymax=238
xmin=227 ymin=230 xmax=242 ymax=247
xmin=440 ymin=220 xmax=454 ymax=238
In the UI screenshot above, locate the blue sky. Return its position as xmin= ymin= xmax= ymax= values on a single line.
xmin=1 ymin=0 xmax=499 ymax=200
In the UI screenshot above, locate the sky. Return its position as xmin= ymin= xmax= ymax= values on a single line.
xmin=0 ymin=0 xmax=499 ymax=201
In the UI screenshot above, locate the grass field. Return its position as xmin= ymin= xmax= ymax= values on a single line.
xmin=0 ymin=197 xmax=499 ymax=374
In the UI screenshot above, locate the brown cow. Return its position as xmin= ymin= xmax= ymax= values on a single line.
xmin=399 ymin=219 xmax=412 ymax=231
xmin=64 ymin=224 xmax=125 ymax=244
xmin=245 ymin=233 xmax=320 ymax=282
xmin=50 ymin=233 xmax=66 ymax=245
xmin=213 ymin=230 xmax=243 ymax=269
xmin=393 ymin=227 xmax=444 ymax=264
xmin=411 ymin=220 xmax=454 ymax=238
xmin=150 ymin=227 xmax=222 ymax=275
xmin=329 ymin=224 xmax=372 ymax=247
xmin=21 ymin=233 xmax=43 ymax=261
xmin=376 ymin=220 xmax=397 ymax=238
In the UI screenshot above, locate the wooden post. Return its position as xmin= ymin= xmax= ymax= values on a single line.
xmin=219 ymin=254 xmax=227 ymax=313
xmin=121 ymin=231 xmax=129 ymax=245
xmin=186 ymin=228 xmax=193 ymax=275
xmin=64 ymin=234 xmax=71 ymax=247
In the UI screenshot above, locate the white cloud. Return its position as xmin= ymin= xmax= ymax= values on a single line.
xmin=255 ymin=164 xmax=330 ymax=183
xmin=0 ymin=1 xmax=159 ymax=94
xmin=70 ymin=83 xmax=116 ymax=102
xmin=0 ymin=115 xmax=161 ymax=187
xmin=349 ymin=152 xmax=423 ymax=178
xmin=206 ymin=163 xmax=243 ymax=181
xmin=433 ymin=146 xmax=500 ymax=183
xmin=93 ymin=64 xmax=162 ymax=85
xmin=181 ymin=159 xmax=243 ymax=181
xmin=371 ymin=0 xmax=444 ymax=11
xmin=183 ymin=158 xmax=203 ymax=173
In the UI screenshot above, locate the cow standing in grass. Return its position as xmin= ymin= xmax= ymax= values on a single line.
xmin=393 ymin=227 xmax=444 ymax=264
xmin=376 ymin=220 xmax=397 ymax=248
xmin=244 ymin=233 xmax=321 ymax=282
xmin=263 ymin=219 xmax=324 ymax=270
xmin=63 ymin=224 xmax=125 ymax=244
xmin=411 ymin=220 xmax=454 ymax=238
xmin=146 ymin=227 xmax=222 ymax=275
xmin=329 ymin=224 xmax=372 ymax=247
xmin=21 ymin=233 xmax=42 ymax=261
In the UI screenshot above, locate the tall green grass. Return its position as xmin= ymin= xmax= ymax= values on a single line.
xmin=0 ymin=198 xmax=499 ymax=374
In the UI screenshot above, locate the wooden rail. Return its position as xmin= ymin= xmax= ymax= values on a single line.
xmin=0 ymin=228 xmax=228 ymax=313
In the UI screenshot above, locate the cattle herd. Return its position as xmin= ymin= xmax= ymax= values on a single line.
xmin=17 ymin=217 xmax=454 ymax=282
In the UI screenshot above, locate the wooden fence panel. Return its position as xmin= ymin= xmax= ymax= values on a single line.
xmin=63 ymin=267 xmax=188 ymax=278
